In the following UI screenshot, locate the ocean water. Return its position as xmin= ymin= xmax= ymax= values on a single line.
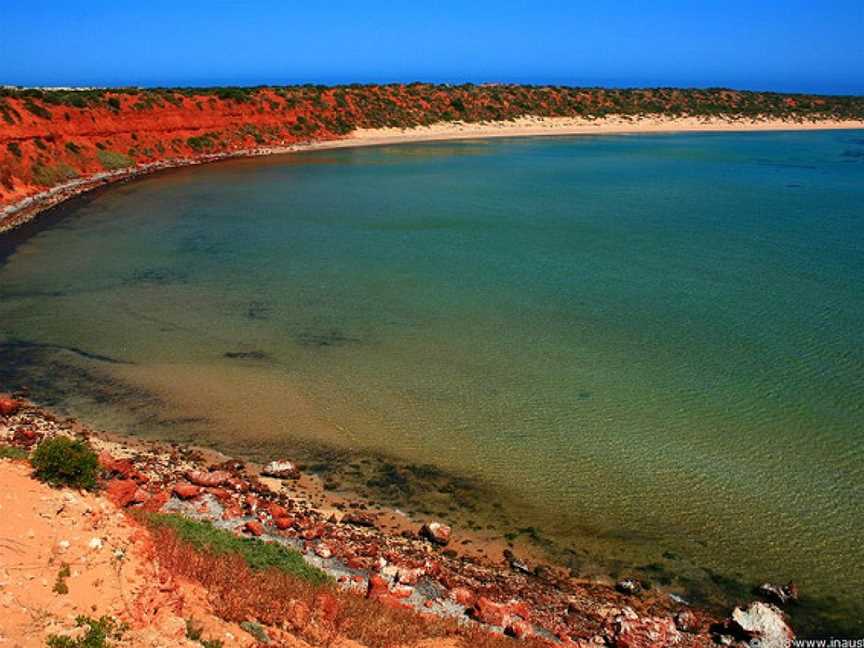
xmin=1 ymin=131 xmax=863 ymax=633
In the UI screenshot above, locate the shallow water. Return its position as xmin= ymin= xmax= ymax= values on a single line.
xmin=2 ymin=131 xmax=864 ymax=633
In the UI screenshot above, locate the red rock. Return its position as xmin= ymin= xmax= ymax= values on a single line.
xmin=99 ymin=451 xmax=147 ymax=482
xmin=607 ymin=612 xmax=680 ymax=648
xmin=506 ymin=620 xmax=533 ymax=640
xmin=12 ymin=428 xmax=41 ymax=445
xmin=222 ymin=503 xmax=243 ymax=519
xmin=244 ymin=520 xmax=265 ymax=536
xmin=367 ymin=574 xmax=389 ymax=599
xmin=450 ymin=587 xmax=476 ymax=607
xmin=186 ymin=469 xmax=230 ymax=487
xmin=106 ymin=479 xmax=147 ymax=508
xmin=470 ymin=597 xmax=511 ymax=627
xmin=509 ymin=600 xmax=533 ymax=621
xmin=141 ymin=489 xmax=170 ymax=513
xmin=172 ymin=482 xmax=201 ymax=500
xmin=420 ymin=521 xmax=451 ymax=546
xmin=0 ymin=397 xmax=21 ymax=417
xmin=346 ymin=557 xmax=367 ymax=570
xmin=268 ymin=502 xmax=289 ymax=519
xmin=274 ymin=516 xmax=295 ymax=530
xmin=397 ymin=567 xmax=422 ymax=585
xmin=301 ymin=526 xmax=324 ymax=540
xmin=313 ymin=591 xmax=340 ymax=624
xmin=206 ymin=487 xmax=232 ymax=502
xmin=226 ymin=477 xmax=249 ymax=492
xmin=391 ymin=585 xmax=413 ymax=599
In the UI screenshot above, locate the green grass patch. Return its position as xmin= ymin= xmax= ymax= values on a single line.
xmin=31 ymin=437 xmax=99 ymax=490
xmin=145 ymin=513 xmax=330 ymax=585
xmin=97 ymin=149 xmax=134 ymax=170
xmin=0 ymin=445 xmax=28 ymax=460
xmin=46 ymin=615 xmax=127 ymax=648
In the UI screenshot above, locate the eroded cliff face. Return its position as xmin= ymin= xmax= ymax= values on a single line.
xmin=0 ymin=89 xmax=349 ymax=206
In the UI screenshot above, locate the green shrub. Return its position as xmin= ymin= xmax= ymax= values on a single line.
xmin=186 ymin=134 xmax=217 ymax=152
xmin=106 ymin=97 xmax=121 ymax=111
xmin=145 ymin=513 xmax=330 ymax=585
xmin=0 ymin=445 xmax=28 ymax=460
xmin=23 ymin=99 xmax=52 ymax=119
xmin=97 ymin=149 xmax=134 ymax=170
xmin=31 ymin=437 xmax=99 ymax=490
xmin=65 ymin=141 xmax=82 ymax=154
xmin=32 ymin=162 xmax=78 ymax=186
xmin=47 ymin=615 xmax=127 ymax=648
xmin=6 ymin=142 xmax=21 ymax=158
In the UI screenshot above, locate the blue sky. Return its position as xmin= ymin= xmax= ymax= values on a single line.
xmin=2 ymin=1 xmax=862 ymax=93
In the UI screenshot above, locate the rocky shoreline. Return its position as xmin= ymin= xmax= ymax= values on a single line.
xmin=0 ymin=140 xmax=339 ymax=234
xmin=0 ymin=393 xmax=798 ymax=647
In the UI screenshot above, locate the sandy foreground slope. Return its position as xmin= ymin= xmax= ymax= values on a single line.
xmin=0 ymin=459 xmax=263 ymax=647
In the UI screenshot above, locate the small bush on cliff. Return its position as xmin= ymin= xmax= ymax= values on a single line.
xmin=6 ymin=142 xmax=21 ymax=158
xmin=32 ymin=162 xmax=78 ymax=186
xmin=23 ymin=99 xmax=52 ymax=119
xmin=31 ymin=436 xmax=99 ymax=491
xmin=46 ymin=615 xmax=127 ymax=648
xmin=97 ymin=149 xmax=134 ymax=170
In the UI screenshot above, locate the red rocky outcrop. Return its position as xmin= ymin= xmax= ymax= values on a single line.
xmin=172 ymin=482 xmax=202 ymax=500
xmin=469 ymin=597 xmax=511 ymax=627
xmin=186 ymin=469 xmax=231 ymax=487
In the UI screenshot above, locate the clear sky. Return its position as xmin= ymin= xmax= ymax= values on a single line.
xmin=2 ymin=0 xmax=862 ymax=94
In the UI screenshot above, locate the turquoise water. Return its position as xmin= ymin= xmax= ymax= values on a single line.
xmin=2 ymin=131 xmax=863 ymax=632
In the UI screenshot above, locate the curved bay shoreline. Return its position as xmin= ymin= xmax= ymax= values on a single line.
xmin=2 ymin=116 xmax=864 ymax=639
xmin=0 ymin=393 xmax=806 ymax=645
xmin=2 ymin=114 xmax=863 ymax=234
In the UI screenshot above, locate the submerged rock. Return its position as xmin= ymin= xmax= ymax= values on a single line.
xmin=0 ymin=397 xmax=21 ymax=417
xmin=756 ymin=581 xmax=799 ymax=606
xmin=261 ymin=460 xmax=300 ymax=480
xmin=674 ymin=609 xmax=698 ymax=633
xmin=615 ymin=579 xmax=643 ymax=596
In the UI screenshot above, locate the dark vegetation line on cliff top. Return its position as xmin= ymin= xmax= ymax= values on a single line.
xmin=1 ymin=83 xmax=863 ymax=211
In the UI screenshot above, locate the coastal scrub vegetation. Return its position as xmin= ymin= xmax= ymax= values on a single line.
xmin=31 ymin=436 xmax=99 ymax=490
xmin=146 ymin=513 xmax=549 ymax=648
xmin=46 ymin=615 xmax=128 ymax=648
xmin=144 ymin=513 xmax=330 ymax=585
xmin=96 ymin=149 xmax=134 ymax=170
xmin=2 ymin=83 xmax=862 ymax=209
